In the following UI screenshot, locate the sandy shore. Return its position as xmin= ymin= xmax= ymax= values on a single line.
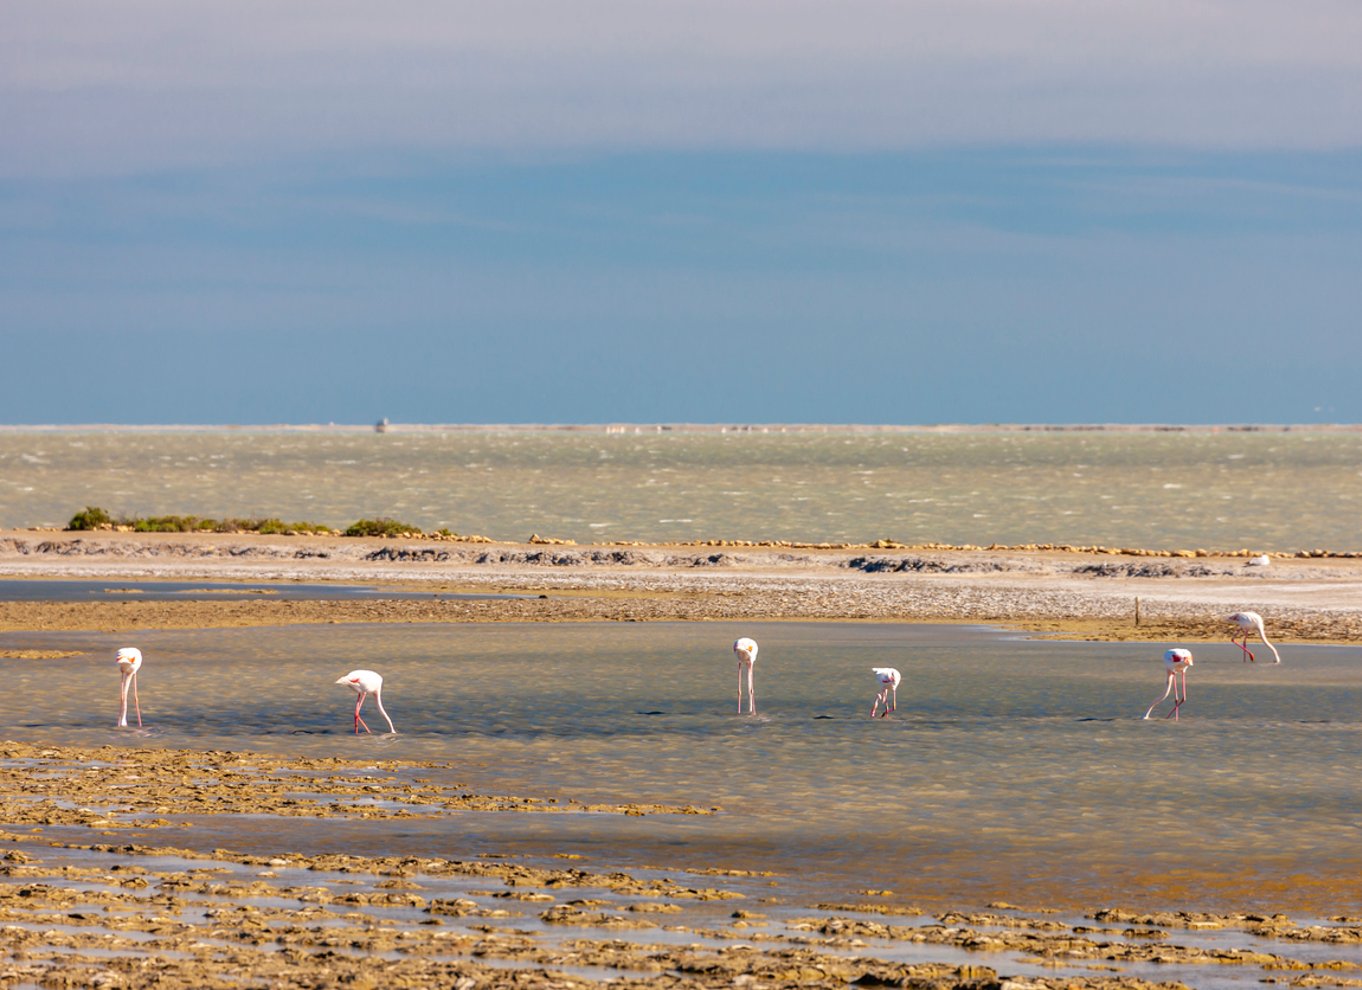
xmin=2 ymin=528 xmax=1361 ymax=644
xmin=4 ymin=530 xmax=1362 ymax=987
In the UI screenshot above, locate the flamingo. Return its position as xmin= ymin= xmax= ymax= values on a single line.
xmin=335 ymin=669 xmax=396 ymax=734
xmin=733 ymin=638 xmax=758 ymax=715
xmin=1228 ymin=611 xmax=1281 ymax=664
xmin=870 ymin=667 xmax=901 ymax=718
xmin=1143 ymin=648 xmax=1193 ymax=721
xmin=115 ymin=647 xmax=143 ymax=728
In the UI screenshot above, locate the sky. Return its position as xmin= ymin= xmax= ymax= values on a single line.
xmin=3 ymin=1 xmax=1361 ymax=426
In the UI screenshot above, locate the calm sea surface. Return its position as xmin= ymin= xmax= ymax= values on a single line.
xmin=2 ymin=427 xmax=1360 ymax=550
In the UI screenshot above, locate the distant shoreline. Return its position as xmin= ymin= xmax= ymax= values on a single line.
xmin=2 ymin=421 xmax=1360 ymax=433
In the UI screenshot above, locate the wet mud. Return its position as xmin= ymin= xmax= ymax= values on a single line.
xmin=0 ymin=742 xmax=1360 ymax=989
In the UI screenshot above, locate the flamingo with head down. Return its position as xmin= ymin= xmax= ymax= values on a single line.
xmin=870 ymin=667 xmax=901 ymax=718
xmin=1143 ymin=648 xmax=1193 ymax=721
xmin=732 ymin=638 xmax=758 ymax=715
xmin=115 ymin=647 xmax=143 ymax=728
xmin=1228 ymin=611 xmax=1281 ymax=664
xmin=335 ymin=669 xmax=396 ymax=734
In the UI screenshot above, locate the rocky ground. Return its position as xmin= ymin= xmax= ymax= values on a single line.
xmin=2 ymin=529 xmax=1360 ymax=644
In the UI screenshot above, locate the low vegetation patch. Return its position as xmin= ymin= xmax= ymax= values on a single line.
xmin=67 ymin=507 xmax=335 ymax=536
xmin=63 ymin=507 xmax=476 ymax=540
xmin=342 ymin=517 xmax=424 ymax=538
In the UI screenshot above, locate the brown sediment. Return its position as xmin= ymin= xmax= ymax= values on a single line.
xmin=2 ymin=529 xmax=1362 ymax=642
xmin=0 ymin=648 xmax=84 ymax=659
xmin=0 ymin=741 xmax=715 ymax=826
xmin=0 ymin=743 xmax=1359 ymax=988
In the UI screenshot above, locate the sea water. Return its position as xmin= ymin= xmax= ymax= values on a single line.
xmin=3 ymin=620 xmax=1360 ymax=916
xmin=2 ymin=427 xmax=1360 ymax=550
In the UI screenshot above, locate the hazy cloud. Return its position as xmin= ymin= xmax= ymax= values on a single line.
xmin=4 ymin=0 xmax=1361 ymax=177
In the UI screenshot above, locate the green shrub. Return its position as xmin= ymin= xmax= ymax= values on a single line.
xmin=65 ymin=508 xmax=340 ymax=536
xmin=66 ymin=506 xmax=114 ymax=530
xmin=133 ymin=515 xmax=203 ymax=533
xmin=344 ymin=517 xmax=422 ymax=538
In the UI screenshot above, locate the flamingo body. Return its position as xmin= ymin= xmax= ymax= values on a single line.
xmin=1228 ymin=611 xmax=1281 ymax=664
xmin=1143 ymin=648 xmax=1193 ymax=721
xmin=336 ymin=669 xmax=396 ymax=734
xmin=115 ymin=647 xmax=143 ymax=728
xmin=733 ymin=638 xmax=758 ymax=715
xmin=870 ymin=667 xmax=901 ymax=718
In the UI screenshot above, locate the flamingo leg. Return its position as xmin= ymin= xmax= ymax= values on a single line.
xmin=737 ymin=665 xmax=745 ymax=713
xmin=372 ymin=689 xmax=396 ymax=734
xmin=354 ymin=692 xmax=372 ymax=734
xmin=1168 ymin=669 xmax=1189 ymax=721
xmin=118 ymin=671 xmax=130 ymax=728
xmin=1143 ymin=673 xmax=1174 ymax=720
xmin=870 ymin=690 xmax=882 ymax=718
xmin=1234 ymin=633 xmax=1255 ymax=662
xmin=746 ymin=663 xmax=756 ymax=715
xmin=889 ymin=684 xmax=897 ymax=714
xmin=130 ymin=672 xmax=142 ymax=728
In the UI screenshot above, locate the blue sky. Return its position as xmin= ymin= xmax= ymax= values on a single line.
xmin=3 ymin=1 xmax=1360 ymax=425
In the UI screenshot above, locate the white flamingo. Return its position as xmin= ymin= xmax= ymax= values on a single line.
xmin=1228 ymin=611 xmax=1281 ymax=664
xmin=335 ymin=669 xmax=396 ymax=734
xmin=870 ymin=667 xmax=901 ymax=718
xmin=1143 ymin=648 xmax=1193 ymax=721
xmin=115 ymin=647 xmax=143 ymax=728
xmin=733 ymin=638 xmax=758 ymax=715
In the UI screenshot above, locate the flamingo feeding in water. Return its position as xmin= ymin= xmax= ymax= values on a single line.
xmin=1228 ymin=611 xmax=1281 ymax=664
xmin=1143 ymin=648 xmax=1193 ymax=721
xmin=870 ymin=667 xmax=901 ymax=718
xmin=335 ymin=669 xmax=396 ymax=734
xmin=733 ymin=638 xmax=758 ymax=715
xmin=115 ymin=647 xmax=143 ymax=728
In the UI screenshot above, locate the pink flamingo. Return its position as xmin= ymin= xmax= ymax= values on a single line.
xmin=335 ymin=669 xmax=396 ymax=734
xmin=870 ymin=667 xmax=901 ymax=718
xmin=1228 ymin=611 xmax=1281 ymax=664
xmin=115 ymin=647 xmax=143 ymax=728
xmin=733 ymin=638 xmax=758 ymax=715
xmin=1143 ymin=648 xmax=1193 ymax=721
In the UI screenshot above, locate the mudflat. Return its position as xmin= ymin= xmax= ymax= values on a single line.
xmin=1 ymin=528 xmax=1359 ymax=643
xmin=4 ymin=529 xmax=1362 ymax=987
xmin=2 ymin=740 xmax=1361 ymax=990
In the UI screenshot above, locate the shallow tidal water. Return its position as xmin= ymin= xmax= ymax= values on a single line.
xmin=5 ymin=620 xmax=1361 ymax=918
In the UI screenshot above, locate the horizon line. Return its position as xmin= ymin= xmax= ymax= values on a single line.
xmin=2 ymin=421 xmax=1359 ymax=433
